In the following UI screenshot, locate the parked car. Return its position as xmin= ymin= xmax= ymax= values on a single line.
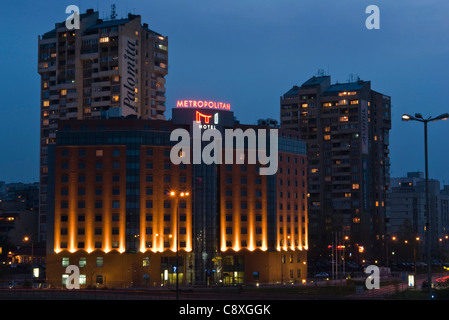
xmin=314 ymin=272 xmax=330 ymax=278
xmin=8 ymin=281 xmax=23 ymax=289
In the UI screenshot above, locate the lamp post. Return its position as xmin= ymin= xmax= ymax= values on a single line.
xmin=170 ymin=190 xmax=189 ymax=300
xmin=23 ymin=236 xmax=33 ymax=266
xmin=402 ymin=112 xmax=449 ymax=296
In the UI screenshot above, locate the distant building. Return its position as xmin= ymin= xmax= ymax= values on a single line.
xmin=0 ymin=181 xmax=5 ymax=200
xmin=4 ymin=182 xmax=39 ymax=210
xmin=0 ymin=201 xmax=40 ymax=265
xmin=387 ymin=172 xmax=449 ymax=261
xmin=38 ymin=9 xmax=169 ymax=243
xmin=280 ymin=75 xmax=392 ymax=262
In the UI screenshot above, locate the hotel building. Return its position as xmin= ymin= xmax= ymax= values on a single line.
xmin=280 ymin=75 xmax=391 ymax=262
xmin=46 ymin=105 xmax=308 ymax=287
xmin=38 ymin=9 xmax=168 ymax=243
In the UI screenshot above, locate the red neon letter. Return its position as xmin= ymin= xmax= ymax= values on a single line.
xmin=196 ymin=111 xmax=212 ymax=124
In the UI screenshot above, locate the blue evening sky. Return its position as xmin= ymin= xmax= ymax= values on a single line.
xmin=0 ymin=0 xmax=448 ymax=184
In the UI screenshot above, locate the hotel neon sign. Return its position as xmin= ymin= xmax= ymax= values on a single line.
xmin=176 ymin=100 xmax=231 ymax=110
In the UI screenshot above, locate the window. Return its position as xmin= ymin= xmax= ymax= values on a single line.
xmin=112 ymin=201 xmax=120 ymax=209
xmin=79 ymin=257 xmax=86 ymax=267
xmin=62 ymin=257 xmax=69 ymax=267
xmin=96 ymin=257 xmax=103 ymax=267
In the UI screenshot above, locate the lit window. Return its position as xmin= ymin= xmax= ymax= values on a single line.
xmin=99 ymin=37 xmax=109 ymax=43
xmin=61 ymin=89 xmax=67 ymax=96
xmin=352 ymin=184 xmax=360 ymax=190
xmin=339 ymin=116 xmax=348 ymax=122
xmin=79 ymin=257 xmax=87 ymax=267
xmin=324 ymin=135 xmax=331 ymax=140
xmin=43 ymin=101 xmax=50 ymax=107
xmin=323 ymin=102 xmax=332 ymax=107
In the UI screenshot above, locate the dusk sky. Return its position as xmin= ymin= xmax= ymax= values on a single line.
xmin=0 ymin=0 xmax=448 ymax=184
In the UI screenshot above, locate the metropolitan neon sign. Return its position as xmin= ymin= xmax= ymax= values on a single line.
xmin=176 ymin=100 xmax=231 ymax=110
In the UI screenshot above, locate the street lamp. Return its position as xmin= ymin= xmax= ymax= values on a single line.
xmin=169 ymin=190 xmax=190 ymax=300
xmin=23 ymin=236 xmax=33 ymax=266
xmin=402 ymin=112 xmax=449 ymax=296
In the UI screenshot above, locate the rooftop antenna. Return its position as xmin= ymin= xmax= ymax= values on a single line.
xmin=348 ymin=73 xmax=354 ymax=83
xmin=111 ymin=4 xmax=117 ymax=20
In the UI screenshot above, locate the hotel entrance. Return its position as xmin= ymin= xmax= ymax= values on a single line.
xmin=160 ymin=256 xmax=184 ymax=286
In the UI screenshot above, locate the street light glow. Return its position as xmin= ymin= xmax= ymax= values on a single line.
xmin=401 ymin=111 xmax=449 ymax=298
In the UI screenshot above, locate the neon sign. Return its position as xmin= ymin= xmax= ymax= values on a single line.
xmin=196 ymin=111 xmax=212 ymax=124
xmin=176 ymin=100 xmax=231 ymax=110
xmin=196 ymin=111 xmax=218 ymax=130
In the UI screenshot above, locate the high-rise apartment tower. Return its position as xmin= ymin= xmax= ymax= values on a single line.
xmin=280 ymin=75 xmax=391 ymax=262
xmin=37 ymin=9 xmax=168 ymax=242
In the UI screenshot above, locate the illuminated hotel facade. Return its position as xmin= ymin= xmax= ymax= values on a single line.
xmin=46 ymin=104 xmax=309 ymax=288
